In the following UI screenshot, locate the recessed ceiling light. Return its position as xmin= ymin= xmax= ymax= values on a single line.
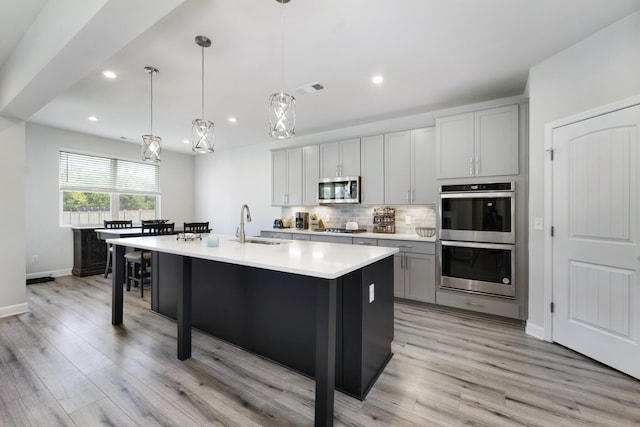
xmin=372 ymin=74 xmax=384 ymax=85
xmin=228 ymin=117 xmax=237 ymax=123
xmin=102 ymin=70 xmax=117 ymax=79
xmin=183 ymin=139 xmax=190 ymax=144
xmin=88 ymin=116 xmax=98 ymax=122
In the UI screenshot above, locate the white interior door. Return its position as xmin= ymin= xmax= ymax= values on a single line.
xmin=552 ymin=104 xmax=640 ymax=379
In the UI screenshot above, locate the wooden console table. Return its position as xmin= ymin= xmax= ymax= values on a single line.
xmin=71 ymin=226 xmax=107 ymax=276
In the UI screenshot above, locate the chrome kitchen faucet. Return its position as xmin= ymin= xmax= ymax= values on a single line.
xmin=238 ymin=204 xmax=252 ymax=243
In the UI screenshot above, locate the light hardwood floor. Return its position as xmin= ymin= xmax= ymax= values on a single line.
xmin=1 ymin=275 xmax=639 ymax=426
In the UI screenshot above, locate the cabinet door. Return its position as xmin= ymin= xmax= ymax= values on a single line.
xmin=320 ymin=138 xmax=361 ymax=177
xmin=393 ymin=253 xmax=405 ymax=298
xmin=360 ymin=134 xmax=384 ymax=205
xmin=272 ymin=150 xmax=288 ymax=206
xmin=286 ymin=148 xmax=303 ymax=205
xmin=384 ymin=131 xmax=412 ymax=204
xmin=302 ymin=145 xmax=319 ymax=205
xmin=436 ymin=112 xmax=474 ymax=179
xmin=340 ymin=138 xmax=361 ymax=176
xmin=405 ymin=253 xmax=435 ymax=303
xmin=475 ymin=105 xmax=519 ymax=177
xmin=319 ymin=141 xmax=341 ymax=177
xmin=411 ymin=127 xmax=436 ymax=204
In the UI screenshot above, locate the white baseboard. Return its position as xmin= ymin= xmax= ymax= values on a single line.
xmin=525 ymin=322 xmax=546 ymax=340
xmin=0 ymin=302 xmax=29 ymax=319
xmin=26 ymin=268 xmax=72 ymax=280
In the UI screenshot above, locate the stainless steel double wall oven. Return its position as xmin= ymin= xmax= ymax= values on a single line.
xmin=438 ymin=182 xmax=516 ymax=298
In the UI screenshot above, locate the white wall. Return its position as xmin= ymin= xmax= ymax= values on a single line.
xmin=0 ymin=116 xmax=28 ymax=317
xmin=194 ymin=143 xmax=281 ymax=236
xmin=527 ymin=11 xmax=640 ymax=331
xmin=25 ymin=124 xmax=195 ymax=278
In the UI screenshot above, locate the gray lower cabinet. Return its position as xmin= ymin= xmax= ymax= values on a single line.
xmin=260 ymin=231 xmax=437 ymax=304
xmin=378 ymin=239 xmax=435 ymax=303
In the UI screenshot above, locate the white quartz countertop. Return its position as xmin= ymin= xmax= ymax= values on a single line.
xmin=262 ymin=228 xmax=436 ymax=242
xmin=107 ymin=234 xmax=399 ymax=280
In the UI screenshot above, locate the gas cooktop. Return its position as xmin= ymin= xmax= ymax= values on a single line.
xmin=314 ymin=228 xmax=367 ymax=234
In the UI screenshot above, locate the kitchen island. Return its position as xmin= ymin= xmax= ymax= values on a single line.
xmin=108 ymin=234 xmax=398 ymax=427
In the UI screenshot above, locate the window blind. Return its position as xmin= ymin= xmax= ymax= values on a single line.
xmin=59 ymin=151 xmax=160 ymax=194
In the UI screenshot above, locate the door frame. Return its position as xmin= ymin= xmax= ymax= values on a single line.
xmin=543 ymin=93 xmax=640 ymax=342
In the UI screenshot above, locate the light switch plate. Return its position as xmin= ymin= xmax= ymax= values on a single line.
xmin=369 ymin=283 xmax=375 ymax=303
xmin=405 ymin=216 xmax=411 ymax=225
xmin=534 ymin=217 xmax=543 ymax=230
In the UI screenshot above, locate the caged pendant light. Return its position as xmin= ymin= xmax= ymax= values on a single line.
xmin=269 ymin=0 xmax=296 ymax=139
xmin=142 ymin=66 xmax=161 ymax=163
xmin=191 ymin=35 xmax=215 ymax=153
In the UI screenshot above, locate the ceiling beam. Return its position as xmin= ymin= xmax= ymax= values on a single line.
xmin=0 ymin=0 xmax=185 ymax=120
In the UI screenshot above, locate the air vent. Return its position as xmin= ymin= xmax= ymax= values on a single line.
xmin=292 ymin=82 xmax=325 ymax=96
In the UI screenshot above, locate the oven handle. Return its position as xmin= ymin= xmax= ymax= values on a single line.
xmin=440 ymin=240 xmax=514 ymax=250
xmin=439 ymin=191 xmax=514 ymax=199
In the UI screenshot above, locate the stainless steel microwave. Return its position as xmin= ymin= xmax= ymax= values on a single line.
xmin=317 ymin=176 xmax=360 ymax=204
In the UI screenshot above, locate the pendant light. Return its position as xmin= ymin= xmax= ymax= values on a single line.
xmin=142 ymin=66 xmax=161 ymax=163
xmin=191 ymin=35 xmax=215 ymax=153
xmin=269 ymin=0 xmax=296 ymax=139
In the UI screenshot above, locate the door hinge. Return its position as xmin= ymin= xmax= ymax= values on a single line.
xmin=550 ymin=302 xmax=555 ymax=313
xmin=551 ymin=226 xmax=555 ymax=237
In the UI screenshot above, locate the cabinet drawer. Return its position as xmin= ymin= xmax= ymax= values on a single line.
xmin=436 ymin=290 xmax=520 ymax=319
xmin=310 ymin=235 xmax=353 ymax=245
xmin=377 ymin=239 xmax=435 ymax=255
xmin=353 ymin=237 xmax=377 ymax=246
xmin=260 ymin=231 xmax=293 ymax=240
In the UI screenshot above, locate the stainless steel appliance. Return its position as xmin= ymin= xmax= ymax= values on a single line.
xmin=317 ymin=176 xmax=360 ymax=204
xmin=439 ymin=182 xmax=515 ymax=244
xmin=295 ymin=212 xmax=309 ymax=229
xmin=440 ymin=241 xmax=515 ymax=297
xmin=438 ymin=182 xmax=516 ymax=298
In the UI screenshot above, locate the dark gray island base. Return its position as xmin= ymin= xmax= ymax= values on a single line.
xmin=150 ymin=252 xmax=394 ymax=401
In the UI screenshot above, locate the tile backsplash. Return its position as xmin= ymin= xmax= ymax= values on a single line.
xmin=281 ymin=205 xmax=436 ymax=234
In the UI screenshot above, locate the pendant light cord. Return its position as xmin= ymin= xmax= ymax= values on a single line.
xmin=201 ymin=45 xmax=206 ymax=120
xmin=280 ymin=0 xmax=285 ymax=95
xmin=150 ymin=71 xmax=154 ymax=135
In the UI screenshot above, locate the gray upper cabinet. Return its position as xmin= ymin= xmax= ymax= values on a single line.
xmin=319 ymin=138 xmax=361 ymax=177
xmin=271 ymin=148 xmax=302 ymax=206
xmin=436 ymin=104 xmax=519 ymax=179
xmin=384 ymin=127 xmax=436 ymax=205
xmin=360 ymin=134 xmax=385 ymax=205
xmin=302 ymin=145 xmax=319 ymax=206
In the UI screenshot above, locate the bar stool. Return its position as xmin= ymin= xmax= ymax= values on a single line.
xmin=125 ymin=222 xmax=174 ymax=297
xmin=103 ymin=220 xmax=133 ymax=278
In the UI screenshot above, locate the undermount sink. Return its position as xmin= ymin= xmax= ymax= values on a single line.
xmin=230 ymin=237 xmax=288 ymax=245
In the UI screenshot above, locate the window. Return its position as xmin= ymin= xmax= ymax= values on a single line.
xmin=59 ymin=151 xmax=160 ymax=226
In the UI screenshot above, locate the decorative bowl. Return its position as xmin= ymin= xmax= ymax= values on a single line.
xmin=415 ymin=227 xmax=436 ymax=237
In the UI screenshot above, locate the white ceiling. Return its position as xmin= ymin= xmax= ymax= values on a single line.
xmin=1 ymin=0 xmax=640 ymax=154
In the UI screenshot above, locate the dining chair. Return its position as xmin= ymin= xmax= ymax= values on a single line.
xmin=124 ymin=222 xmax=175 ymax=297
xmin=183 ymin=221 xmax=209 ymax=233
xmin=103 ymin=220 xmax=133 ymax=278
